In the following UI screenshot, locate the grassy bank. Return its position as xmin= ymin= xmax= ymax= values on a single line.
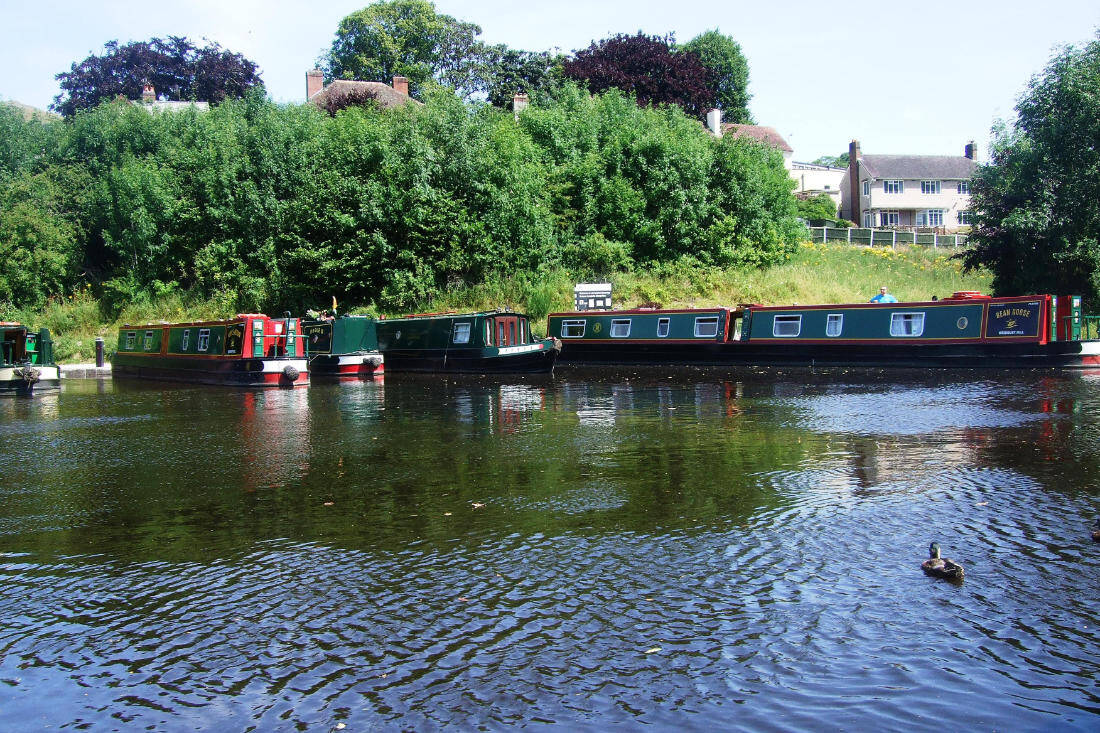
xmin=4 ymin=242 xmax=991 ymax=363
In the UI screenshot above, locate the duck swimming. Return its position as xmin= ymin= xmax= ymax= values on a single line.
xmin=921 ymin=542 xmax=964 ymax=580
xmin=1092 ymin=521 xmax=1100 ymax=543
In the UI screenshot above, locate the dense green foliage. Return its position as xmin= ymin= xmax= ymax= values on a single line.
xmin=0 ymin=84 xmax=802 ymax=314
xmin=796 ymin=193 xmax=839 ymax=221
xmin=812 ymin=152 xmax=849 ymax=169
xmin=963 ymin=34 xmax=1100 ymax=300
xmin=52 ymin=37 xmax=262 ymax=117
xmin=323 ymin=0 xmax=482 ymax=97
xmin=679 ymin=30 xmax=752 ymax=123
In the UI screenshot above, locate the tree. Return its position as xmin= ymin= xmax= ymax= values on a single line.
xmin=680 ymin=30 xmax=752 ymax=123
xmin=812 ymin=152 xmax=849 ymax=169
xmin=323 ymin=0 xmax=482 ymax=97
xmin=52 ymin=37 xmax=262 ymax=117
xmin=796 ymin=193 xmax=838 ymax=221
xmin=477 ymin=45 xmax=564 ymax=108
xmin=563 ymin=33 xmax=716 ymax=117
xmin=962 ymin=34 xmax=1100 ymax=301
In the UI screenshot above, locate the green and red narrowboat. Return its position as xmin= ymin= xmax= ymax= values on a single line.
xmin=1 ymin=322 xmax=60 ymax=394
xmin=376 ymin=309 xmax=560 ymax=374
xmin=301 ymin=315 xmax=384 ymax=379
xmin=547 ymin=292 xmax=1100 ymax=369
xmin=113 ymin=314 xmax=308 ymax=387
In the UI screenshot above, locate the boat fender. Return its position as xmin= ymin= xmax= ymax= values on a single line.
xmin=17 ymin=366 xmax=40 ymax=384
xmin=551 ymin=337 xmax=562 ymax=352
xmin=363 ymin=355 xmax=383 ymax=367
xmin=282 ymin=364 xmax=300 ymax=381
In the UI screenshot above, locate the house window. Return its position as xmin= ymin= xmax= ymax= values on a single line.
xmin=773 ymin=315 xmax=802 ymax=337
xmin=958 ymin=210 xmax=972 ymax=226
xmin=143 ymin=331 xmax=154 ymax=351
xmin=957 ymin=181 xmax=970 ymax=194
xmin=927 ymin=210 xmax=944 ymax=227
xmin=825 ymin=314 xmax=843 ymax=337
xmin=197 ymin=328 xmax=211 ymax=352
xmin=694 ymin=316 xmax=719 ymax=338
xmin=879 ymin=210 xmax=900 ymax=227
xmin=561 ymin=320 xmax=586 ymax=338
xmin=883 ymin=180 xmax=903 ymax=194
xmin=862 ymin=212 xmax=871 ymax=227
xmin=921 ymin=180 xmax=941 ymax=194
xmin=862 ymin=180 xmax=870 ymax=196
xmin=180 ymin=329 xmax=191 ymax=351
xmin=610 ymin=319 xmax=631 ymax=338
xmin=656 ymin=317 xmax=670 ymax=338
xmin=125 ymin=332 xmax=136 ymax=349
xmin=890 ymin=312 xmax=925 ymax=337
xmin=452 ymin=322 xmax=471 ymax=344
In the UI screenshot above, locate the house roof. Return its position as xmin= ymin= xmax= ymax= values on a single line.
xmin=309 ymin=80 xmax=421 ymax=110
xmin=860 ymin=154 xmax=977 ymax=180
xmin=721 ymin=124 xmax=793 ymax=153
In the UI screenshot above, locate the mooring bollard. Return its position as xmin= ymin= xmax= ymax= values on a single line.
xmin=95 ymin=336 xmax=104 ymax=368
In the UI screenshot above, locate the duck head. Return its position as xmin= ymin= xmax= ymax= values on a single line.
xmin=928 ymin=542 xmax=941 ymax=559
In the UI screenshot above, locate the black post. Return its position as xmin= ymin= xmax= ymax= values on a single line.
xmin=95 ymin=336 xmax=104 ymax=367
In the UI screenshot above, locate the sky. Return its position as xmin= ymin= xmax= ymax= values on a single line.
xmin=2 ymin=0 xmax=1098 ymax=161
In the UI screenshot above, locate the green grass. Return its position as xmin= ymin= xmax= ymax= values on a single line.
xmin=3 ymin=242 xmax=991 ymax=362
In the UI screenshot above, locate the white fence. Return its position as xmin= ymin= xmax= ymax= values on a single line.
xmin=808 ymin=226 xmax=968 ymax=248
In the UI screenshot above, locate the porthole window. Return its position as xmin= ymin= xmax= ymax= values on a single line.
xmin=957 ymin=317 xmax=968 ymax=330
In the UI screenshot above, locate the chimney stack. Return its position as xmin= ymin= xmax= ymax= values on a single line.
xmin=392 ymin=76 xmax=409 ymax=96
xmin=848 ymin=139 xmax=862 ymax=224
xmin=513 ymin=92 xmax=529 ymax=119
xmin=964 ymin=140 xmax=977 ymax=160
xmin=141 ymin=83 xmax=155 ymax=103
xmin=706 ymin=108 xmax=722 ymax=137
xmin=306 ymin=69 xmax=324 ymax=100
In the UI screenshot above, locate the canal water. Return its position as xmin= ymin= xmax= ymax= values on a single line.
xmin=1 ymin=369 xmax=1098 ymax=731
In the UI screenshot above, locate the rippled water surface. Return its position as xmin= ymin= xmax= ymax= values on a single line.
xmin=1 ymin=369 xmax=1099 ymax=731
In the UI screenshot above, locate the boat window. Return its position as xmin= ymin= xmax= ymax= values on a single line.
xmin=197 ymin=328 xmax=211 ymax=352
xmin=509 ymin=321 xmax=516 ymax=345
xmin=657 ymin=318 xmax=670 ymax=338
xmin=180 ymin=329 xmax=191 ymax=351
xmin=773 ymin=315 xmax=802 ymax=337
xmin=452 ymin=322 xmax=471 ymax=344
xmin=561 ymin=319 xmax=586 ymax=338
xmin=694 ymin=316 xmax=719 ymax=338
xmin=890 ymin=312 xmax=925 ymax=337
xmin=498 ymin=321 xmax=506 ymax=346
xmin=825 ymin=314 xmax=843 ymax=337
xmin=732 ymin=316 xmax=743 ymax=340
xmin=143 ymin=331 xmax=154 ymax=350
xmin=125 ymin=332 xmax=136 ymax=349
xmin=485 ymin=320 xmax=492 ymax=345
xmin=610 ymin=319 xmax=631 ymax=338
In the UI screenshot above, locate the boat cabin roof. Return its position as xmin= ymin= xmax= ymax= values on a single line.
xmin=381 ymin=309 xmax=528 ymax=322
xmin=120 ymin=314 xmax=281 ymax=329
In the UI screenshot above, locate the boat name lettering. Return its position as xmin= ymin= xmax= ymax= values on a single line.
xmin=994 ymin=308 xmax=1033 ymax=319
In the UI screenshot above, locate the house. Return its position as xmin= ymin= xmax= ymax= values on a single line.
xmin=706 ymin=110 xmax=794 ymax=170
xmin=135 ymin=83 xmax=209 ymax=113
xmin=841 ymin=140 xmax=978 ymax=231
xmin=790 ymin=161 xmax=845 ymax=213
xmin=306 ymin=70 xmax=421 ymax=110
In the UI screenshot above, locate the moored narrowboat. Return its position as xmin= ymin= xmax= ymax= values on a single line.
xmin=1 ymin=323 xmax=60 ymax=394
xmin=302 ymin=315 xmax=384 ymax=379
xmin=113 ymin=314 xmax=309 ymax=387
xmin=376 ymin=310 xmax=560 ymax=374
xmin=548 ymin=292 xmax=1100 ymax=369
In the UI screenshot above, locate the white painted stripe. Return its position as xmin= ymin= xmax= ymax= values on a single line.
xmin=0 ymin=366 xmax=60 ymax=380
xmin=1078 ymin=341 xmax=1100 ymax=355
xmin=260 ymin=359 xmax=308 ymax=373
xmin=497 ymin=344 xmax=544 ymax=355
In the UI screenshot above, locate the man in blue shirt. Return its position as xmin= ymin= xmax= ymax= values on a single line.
xmin=870 ymin=286 xmax=898 ymax=303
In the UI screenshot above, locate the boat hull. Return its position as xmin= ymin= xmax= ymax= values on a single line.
xmin=0 ymin=365 xmax=61 ymax=394
xmin=557 ymin=339 xmax=1100 ymax=369
xmin=309 ymin=353 xmax=384 ymax=379
xmin=112 ymin=354 xmax=309 ymax=387
xmin=382 ymin=344 xmax=558 ymax=374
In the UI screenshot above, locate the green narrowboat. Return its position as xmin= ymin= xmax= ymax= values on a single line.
xmin=301 ymin=315 xmax=384 ymax=379
xmin=376 ymin=310 xmax=560 ymax=374
xmin=113 ymin=313 xmax=309 ymax=387
xmin=1 ymin=322 xmax=60 ymax=394
xmin=548 ymin=292 xmax=1100 ymax=368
